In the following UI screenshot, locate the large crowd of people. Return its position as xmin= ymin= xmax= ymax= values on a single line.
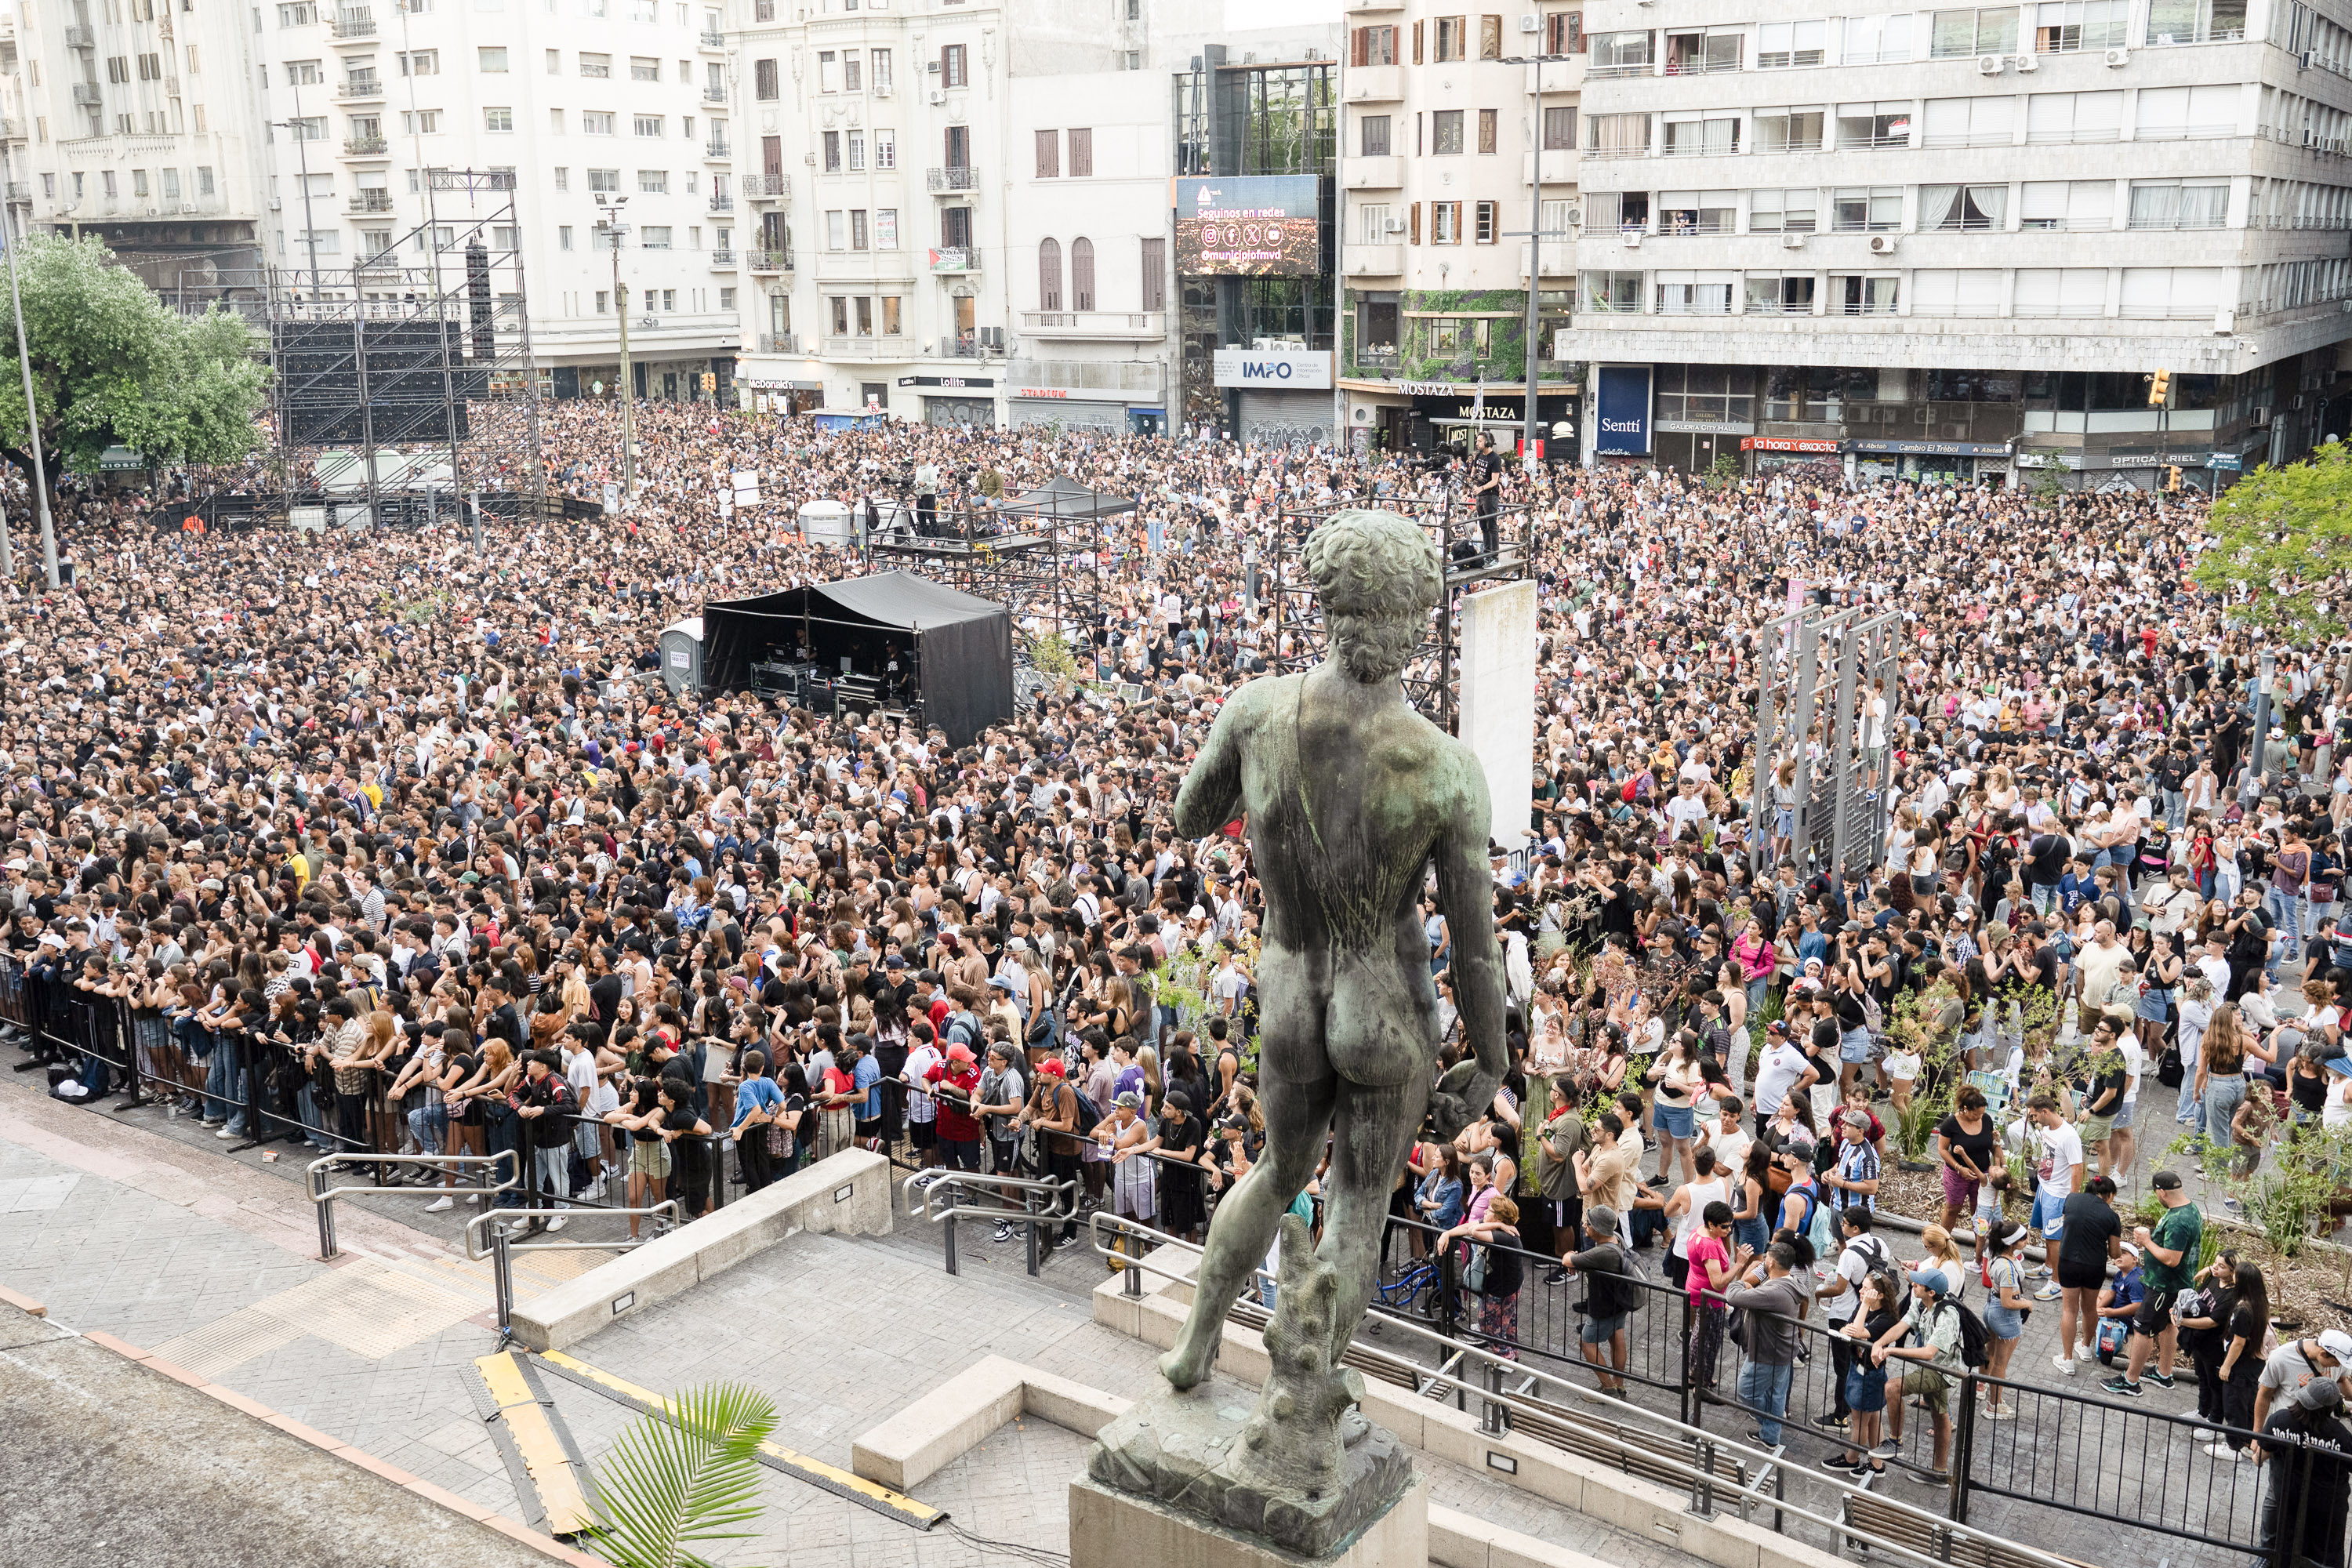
xmin=6 ymin=401 xmax=2352 ymax=1538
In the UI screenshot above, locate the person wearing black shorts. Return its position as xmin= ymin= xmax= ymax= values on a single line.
xmin=2051 ymin=1175 xmax=2122 ymax=1374
xmin=1470 ymin=433 xmax=1503 ymax=561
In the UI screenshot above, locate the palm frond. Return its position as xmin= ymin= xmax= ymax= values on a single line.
xmin=585 ymin=1381 xmax=779 ymax=1568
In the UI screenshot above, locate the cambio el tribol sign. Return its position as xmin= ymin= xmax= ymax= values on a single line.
xmin=1174 ymin=175 xmax=1321 ymax=278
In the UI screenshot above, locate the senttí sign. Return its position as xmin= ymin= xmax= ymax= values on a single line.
xmin=1212 ymin=350 xmax=1334 ymax=390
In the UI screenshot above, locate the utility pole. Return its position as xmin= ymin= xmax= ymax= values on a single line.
xmin=597 ymin=196 xmax=634 ymax=497
xmin=278 ymin=81 xmax=323 ymax=299
xmin=2 ymin=207 xmax=56 ymax=589
xmin=1501 ymin=51 xmax=1575 ymax=476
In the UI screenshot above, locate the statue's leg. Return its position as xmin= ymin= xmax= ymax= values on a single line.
xmin=1317 ymin=1071 xmax=1433 ymax=1369
xmin=1160 ymin=1007 xmax=1334 ymax=1391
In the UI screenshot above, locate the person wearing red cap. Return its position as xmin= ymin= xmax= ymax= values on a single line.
xmin=926 ymin=1040 xmax=984 ymax=1171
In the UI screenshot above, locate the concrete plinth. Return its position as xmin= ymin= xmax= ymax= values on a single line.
xmin=1069 ymin=1472 xmax=1428 ymax=1568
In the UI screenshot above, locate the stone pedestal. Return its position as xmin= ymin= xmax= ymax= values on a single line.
xmin=1069 ymin=1473 xmax=1428 ymax=1568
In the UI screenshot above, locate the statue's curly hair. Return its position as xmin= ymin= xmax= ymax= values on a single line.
xmin=1302 ymin=509 xmax=1443 ymax=684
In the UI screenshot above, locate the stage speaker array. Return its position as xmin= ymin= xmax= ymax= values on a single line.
xmin=272 ymin=319 xmax=486 ymax=445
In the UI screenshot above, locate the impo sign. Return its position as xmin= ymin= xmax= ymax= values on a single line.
xmin=1211 ymin=350 xmax=1334 ymax=390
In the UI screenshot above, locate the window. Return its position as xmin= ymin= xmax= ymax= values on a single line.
xmin=830 ymin=298 xmax=848 ymax=334
xmin=1664 ymin=29 xmax=1741 ymax=72
xmin=278 ymin=2 xmax=319 ymax=21
xmin=754 ymin=58 xmax=778 ymax=99
xmin=1481 ymin=14 xmax=1504 ymax=57
xmin=1842 ymin=14 xmax=1915 ymax=62
xmin=1653 ymin=271 xmax=1733 ymax=313
xmin=2129 ymin=179 xmax=2230 ymax=228
xmin=848 ymin=132 xmax=866 ymax=169
xmin=634 ymin=115 xmax=665 ymax=137
xmin=942 ymin=45 xmax=967 ymax=88
xmin=1753 ymin=106 xmax=1825 ymax=152
xmin=285 ymin=58 xmax=321 ymax=85
xmin=1036 ymin=129 xmax=1059 ymax=176
xmin=1835 ymin=101 xmax=1913 ymax=148
xmin=642 ymin=226 xmax=672 ymax=249
xmin=721 ymin=287 xmax=736 ymax=310
xmin=632 ymin=56 xmax=660 ymax=81
xmin=583 ymin=111 xmax=616 ymax=134
xmin=1474 ymin=199 xmax=1498 ymax=241
xmin=485 ymin=107 xmax=514 ymax=131
xmin=1748 ymin=187 xmax=1819 ymax=232
xmin=560 ymin=224 xmax=574 ymax=249
xmin=597 ymin=290 xmax=610 ymax=313
xmin=132 ymin=169 xmax=151 ymax=198
xmin=1359 ymin=296 xmax=1400 ymax=350
xmin=1930 ymin=8 xmax=2020 ymax=56
xmin=1477 ymin=109 xmax=1497 ymax=154
xmin=1589 ymin=30 xmax=1653 ymax=73
xmin=1908 ymin=270 xmax=2002 ymax=316
xmin=1586 ymin=111 xmax=1649 ymax=155
xmin=138 ymin=53 xmax=162 ymax=80
xmin=876 ymin=129 xmax=895 ymax=169
xmin=1431 ymin=199 xmax=1462 ymax=241
xmin=844 ymin=54 xmax=862 ymax=92
xmin=590 ymin=168 xmax=620 ymax=191
xmin=1922 ymin=183 xmax=2007 ymax=229
xmin=639 ymin=169 xmax=668 ymax=192
xmin=2024 ymin=90 xmax=2122 ymax=142
xmin=849 ymin=209 xmax=869 ymax=249
xmin=1756 ymin=20 xmax=1826 ymax=67
xmin=819 ymin=51 xmax=840 ymax=92
xmin=1039 ymin=237 xmax=1062 ymax=308
xmin=877 ymin=209 xmax=897 ymax=248
xmin=550 ymin=108 xmax=567 ymax=132
xmin=548 ymin=49 xmax=561 ymax=74
xmin=2146 ymin=0 xmax=2246 ymax=44
xmin=1920 ymin=96 xmax=2014 ymax=146
xmin=399 ymin=49 xmax=438 ymax=75
xmin=1359 ymin=201 xmax=1392 ymax=243
xmin=827 ymin=209 xmax=846 ymax=249
xmin=1141 ymin=236 xmax=1165 ymax=310
xmin=1545 ymin=10 xmax=1583 ymax=53
xmin=198 ymin=166 xmax=216 ymax=194
xmin=399 ymin=110 xmax=437 ymax=133
xmin=1351 ymin=26 xmax=1398 ymax=65
xmin=873 ymin=51 xmax=893 ymax=90
xmin=824 ymin=131 xmax=841 ymax=170
xmin=2136 ymin=85 xmax=2241 ymax=140
xmin=1746 ymin=274 xmax=1816 ymax=313
xmin=1361 ymin=114 xmax=1392 ymax=156
xmin=2119 ymin=266 xmax=2222 ymax=316
xmin=1069 ymin=235 xmax=1096 ymax=308
xmin=1658 ymin=189 xmax=1736 ymax=233
xmin=855 ymin=298 xmax=873 ymax=335
xmin=1432 ymin=109 xmax=1465 ymax=154
xmin=1435 ymin=16 xmax=1468 ymax=60
xmin=162 ymin=169 xmax=181 ymax=198
xmin=581 ymin=53 xmax=612 ymax=78
xmin=2035 ymin=1 xmax=2128 ymax=51
xmin=1069 ymin=128 xmax=1092 ymax=177
xmin=1834 ymin=274 xmax=1900 ymax=314
xmin=1581 ymin=271 xmax=1637 ymax=310
xmin=480 ymin=47 xmax=509 ymax=71
xmin=2012 ymin=267 xmax=2109 ymax=315
xmin=1661 ymin=112 xmax=1739 ymax=156
xmin=1830 ymin=186 xmax=1904 ymax=230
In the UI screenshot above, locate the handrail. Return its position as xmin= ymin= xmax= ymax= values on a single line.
xmin=467 ymin=1200 xmax=680 ymax=1344
xmin=307 ymin=1149 xmax=517 ymax=1259
xmin=1080 ymin=1211 xmax=2087 ymax=1568
xmin=904 ymin=1167 xmax=1077 ymax=1277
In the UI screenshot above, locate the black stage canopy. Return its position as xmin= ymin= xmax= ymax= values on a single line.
xmin=699 ymin=571 xmax=1014 ymax=744
xmin=997 ymin=475 xmax=1138 ymax=520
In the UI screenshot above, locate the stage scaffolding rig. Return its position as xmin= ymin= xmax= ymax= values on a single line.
xmin=238 ymin=172 xmax=545 ymax=531
xmin=1265 ymin=494 xmax=1536 ymax=732
xmin=863 ymin=505 xmax=1104 ymax=654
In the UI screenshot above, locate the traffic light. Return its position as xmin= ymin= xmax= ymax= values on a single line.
xmin=2165 ymin=465 xmax=2183 ymax=492
xmin=2148 ymin=368 xmax=2171 ymax=406
xmin=701 ymin=372 xmax=717 ymax=392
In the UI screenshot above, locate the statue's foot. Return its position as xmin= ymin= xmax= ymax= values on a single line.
xmin=1160 ymin=1334 xmax=1216 ymax=1391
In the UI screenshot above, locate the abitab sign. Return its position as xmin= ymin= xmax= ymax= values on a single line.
xmin=1212 ymin=350 xmax=1334 ymax=390
xmin=1595 ymin=365 xmax=1653 ymax=457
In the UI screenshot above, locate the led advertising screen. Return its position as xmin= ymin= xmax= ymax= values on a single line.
xmin=1174 ymin=175 xmax=1320 ymax=277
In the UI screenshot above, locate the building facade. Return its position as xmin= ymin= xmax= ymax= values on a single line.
xmin=1335 ymin=3 xmax=1584 ymax=456
xmin=1560 ymin=0 xmax=2352 ymax=486
xmin=5 ymin=0 xmax=739 ymax=401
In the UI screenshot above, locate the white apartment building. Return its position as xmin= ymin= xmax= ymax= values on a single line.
xmin=1565 ymin=0 xmax=2352 ymax=485
xmin=7 ymin=0 xmax=739 ymax=401
xmin=727 ymin=0 xmax=1341 ymax=431
xmin=1335 ymin=4 xmax=1584 ymax=457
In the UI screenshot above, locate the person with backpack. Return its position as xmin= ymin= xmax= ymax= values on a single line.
xmin=1825 ymin=1266 xmax=1907 ymax=1479
xmin=1814 ymin=1207 xmax=1895 ymax=1436
xmin=1563 ymin=1203 xmax=1642 ymax=1399
xmin=1873 ymin=1267 xmax=1976 ymax=1485
xmin=1724 ymin=1239 xmax=1809 ymax=1447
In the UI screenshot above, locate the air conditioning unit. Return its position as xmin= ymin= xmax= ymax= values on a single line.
xmin=1622 ymin=230 xmax=1642 ymax=248
xmin=874 ymin=84 xmax=891 ymax=97
xmin=926 ymin=60 xmax=942 ymax=71
xmin=1519 ymin=13 xmax=1541 ymax=31
xmin=2012 ymin=52 xmax=2038 ymax=71
xmin=267 ymin=197 xmax=282 ymax=209
xmin=1781 ymin=231 xmax=1806 ymax=249
xmin=927 ymin=88 xmax=945 ymax=104
xmin=1868 ymin=233 xmax=1898 ymax=254
xmin=2252 ymin=404 xmax=2270 ymax=424
xmin=1978 ymin=53 xmax=2004 ymax=74
xmin=2103 ymin=46 xmax=2130 ymax=65
xmin=2302 ymin=49 xmax=2315 ymax=69
xmin=804 ymin=151 xmax=818 ymax=163
xmin=1385 ymin=218 xmax=1406 ymax=233
xmin=1562 ymin=204 xmax=1582 ymax=225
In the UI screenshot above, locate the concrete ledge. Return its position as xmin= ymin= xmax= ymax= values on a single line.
xmin=510 ymin=1148 xmax=891 ymax=1352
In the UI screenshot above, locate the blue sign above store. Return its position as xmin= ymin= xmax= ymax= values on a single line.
xmin=1595 ymin=365 xmax=1651 ymax=456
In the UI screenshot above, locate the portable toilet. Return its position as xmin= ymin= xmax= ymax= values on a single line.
xmin=659 ymin=615 xmax=704 ymax=695
xmin=797 ymin=499 xmax=855 ymax=546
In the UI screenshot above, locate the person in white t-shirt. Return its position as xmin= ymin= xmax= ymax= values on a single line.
xmin=2027 ymin=1094 xmax=2085 ymax=1279
xmin=901 ymin=1034 xmax=944 ymax=1166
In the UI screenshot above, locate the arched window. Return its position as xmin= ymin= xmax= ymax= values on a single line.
xmin=1070 ymin=236 xmax=1095 ymax=311
xmin=1038 ymin=237 xmax=1062 ymax=311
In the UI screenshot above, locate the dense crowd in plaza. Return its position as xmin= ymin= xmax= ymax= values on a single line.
xmin=7 ymin=401 xmax=2352 ymax=1552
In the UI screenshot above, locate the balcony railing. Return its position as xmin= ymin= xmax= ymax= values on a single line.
xmin=348 ymin=191 xmax=394 ymax=212
xmin=64 ymin=24 xmax=96 ymax=50
xmin=928 ymin=246 xmax=981 ymax=272
xmin=332 ymin=12 xmax=376 ymax=37
xmin=706 ymin=140 xmax=731 ymax=159
xmin=710 ymin=249 xmax=737 ymax=266
xmin=1587 ymin=60 xmax=1651 ymax=78
xmin=708 ymin=192 xmax=734 ymax=212
xmin=1836 ymin=132 xmax=1913 ymax=150
xmin=702 ymin=85 xmax=728 ymax=104
xmin=340 ymin=75 xmax=383 ymax=99
xmin=742 ymin=173 xmax=789 ymax=199
xmin=343 ymin=135 xmax=389 ymax=155
xmin=0 ymin=120 xmax=20 ymax=140
xmin=699 ymin=27 xmax=725 ymax=46
xmin=1019 ymin=309 xmax=1166 ymax=338
xmin=757 ymin=333 xmax=797 ymax=354
xmin=4 ymin=183 xmax=27 ymax=203
xmin=927 ymin=165 xmax=980 ymax=192
xmin=747 ymin=249 xmax=792 ymax=272
xmin=822 ymin=334 xmax=907 ymax=358
xmin=71 ymin=84 xmax=102 ymax=107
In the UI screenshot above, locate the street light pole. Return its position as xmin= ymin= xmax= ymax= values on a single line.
xmin=280 ymin=82 xmax=322 ymax=299
xmin=597 ymin=196 xmax=633 ymax=497
xmin=1502 ymin=53 xmax=1573 ymax=476
xmin=2 ymin=208 xmax=57 ymax=589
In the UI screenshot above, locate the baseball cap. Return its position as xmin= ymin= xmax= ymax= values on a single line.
xmin=2319 ymin=1329 xmax=2352 ymax=1363
xmin=2300 ymin=1379 xmax=2348 ymax=1414
xmin=1908 ymin=1268 xmax=1951 ymax=1296
xmin=884 ymin=954 xmax=906 ymax=968
xmin=2151 ymin=1170 xmax=2183 ymax=1192
xmin=988 ymin=975 xmax=1015 ymax=993
xmin=945 ymin=1042 xmax=976 ymax=1065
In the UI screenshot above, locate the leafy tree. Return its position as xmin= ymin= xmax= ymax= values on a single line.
xmin=0 ymin=234 xmax=270 ymax=485
xmin=2190 ymin=437 xmax=2352 ymax=642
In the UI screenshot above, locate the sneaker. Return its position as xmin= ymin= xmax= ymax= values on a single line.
xmin=993 ymin=1221 xmax=1015 ymax=1243
xmin=2034 ymin=1283 xmax=2064 ymax=1301
xmin=544 ymin=1214 xmax=566 ymax=1233
xmin=2190 ymin=1426 xmax=2217 ymax=1441
xmin=216 ymin=1126 xmax=238 ymax=1139
xmin=2052 ymin=1355 xmax=2076 ymax=1375
xmin=2027 ymin=1265 xmax=2053 ymax=1281
xmin=1544 ymin=1267 xmax=1570 ymax=1286
xmin=423 ymin=1195 xmax=454 ymax=1213
xmin=2205 ymin=1442 xmax=2247 ymax=1461
xmin=1816 ymin=1412 xmax=1851 ymax=1430
xmin=1821 ymin=1455 xmax=1864 ymax=1475
xmin=1872 ymin=1439 xmax=1901 ymax=1457
xmin=1981 ymin=1405 xmax=2017 ymax=1421
xmin=1910 ymin=1470 xmax=1951 ymax=1486
xmin=2101 ymin=1376 xmax=2144 ymax=1398
xmin=1744 ymin=1427 xmax=1769 ymax=1446
xmin=2147 ymin=1371 xmax=2178 ymax=1390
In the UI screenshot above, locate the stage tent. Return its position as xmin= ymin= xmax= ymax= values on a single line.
xmin=699 ymin=571 xmax=1014 ymax=744
xmin=996 ymin=475 xmax=1138 ymax=521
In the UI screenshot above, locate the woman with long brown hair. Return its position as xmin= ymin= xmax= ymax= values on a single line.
xmin=2196 ymin=1002 xmax=2252 ymax=1167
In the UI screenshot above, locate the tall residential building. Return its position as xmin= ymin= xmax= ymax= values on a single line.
xmin=1561 ymin=0 xmax=2352 ymax=486
xmin=727 ymin=0 xmax=1341 ymax=434
xmin=8 ymin=0 xmax=739 ymax=401
xmin=1334 ymin=5 xmax=1584 ymax=457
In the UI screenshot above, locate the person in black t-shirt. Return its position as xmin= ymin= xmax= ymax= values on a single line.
xmin=2053 ymin=1175 xmax=2123 ymax=1371
xmin=1470 ymin=433 xmax=1504 ymax=561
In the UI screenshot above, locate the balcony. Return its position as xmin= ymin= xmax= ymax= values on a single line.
xmin=926 ymin=165 xmax=981 ymax=193
xmin=64 ymin=24 xmax=96 ymax=50
xmin=1019 ymin=310 xmax=1165 ymax=341
xmin=1345 ymin=155 xmax=1402 ymax=190
xmin=339 ymin=74 xmax=383 ymax=100
xmin=348 ymin=191 xmax=394 ymax=213
xmin=758 ymin=333 xmax=798 ymax=354
xmin=928 ymin=245 xmax=981 ymax=273
xmin=747 ymin=249 xmax=792 ymax=272
xmin=708 ymin=191 xmax=734 ymax=212
xmin=4 ymin=183 xmax=27 ymax=203
xmin=0 ymin=120 xmax=19 ymax=141
xmin=702 ymin=85 xmax=728 ymax=104
xmin=343 ymin=135 xmax=389 ymax=155
xmin=1344 ymin=242 xmax=1404 ymax=278
xmin=699 ymin=27 xmax=726 ymax=47
xmin=1519 ymin=149 xmax=1575 ymax=183
xmin=1346 ymin=0 xmax=1405 ymax=9
xmin=742 ymin=172 xmax=789 ymax=200
xmin=71 ymin=84 xmax=102 ymax=108
xmin=332 ymin=11 xmax=376 ymax=38
xmin=706 ymin=140 xmax=731 ymax=160
xmin=1345 ymin=66 xmax=1404 ymax=103
xmin=710 ymin=248 xmax=737 ymax=267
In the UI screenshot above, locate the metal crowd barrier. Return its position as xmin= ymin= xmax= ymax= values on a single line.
xmin=307 ymin=1149 xmax=519 ymax=1260
xmin=463 ymin=1200 xmax=681 ymax=1344
xmin=902 ymin=1167 xmax=1078 ymax=1278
